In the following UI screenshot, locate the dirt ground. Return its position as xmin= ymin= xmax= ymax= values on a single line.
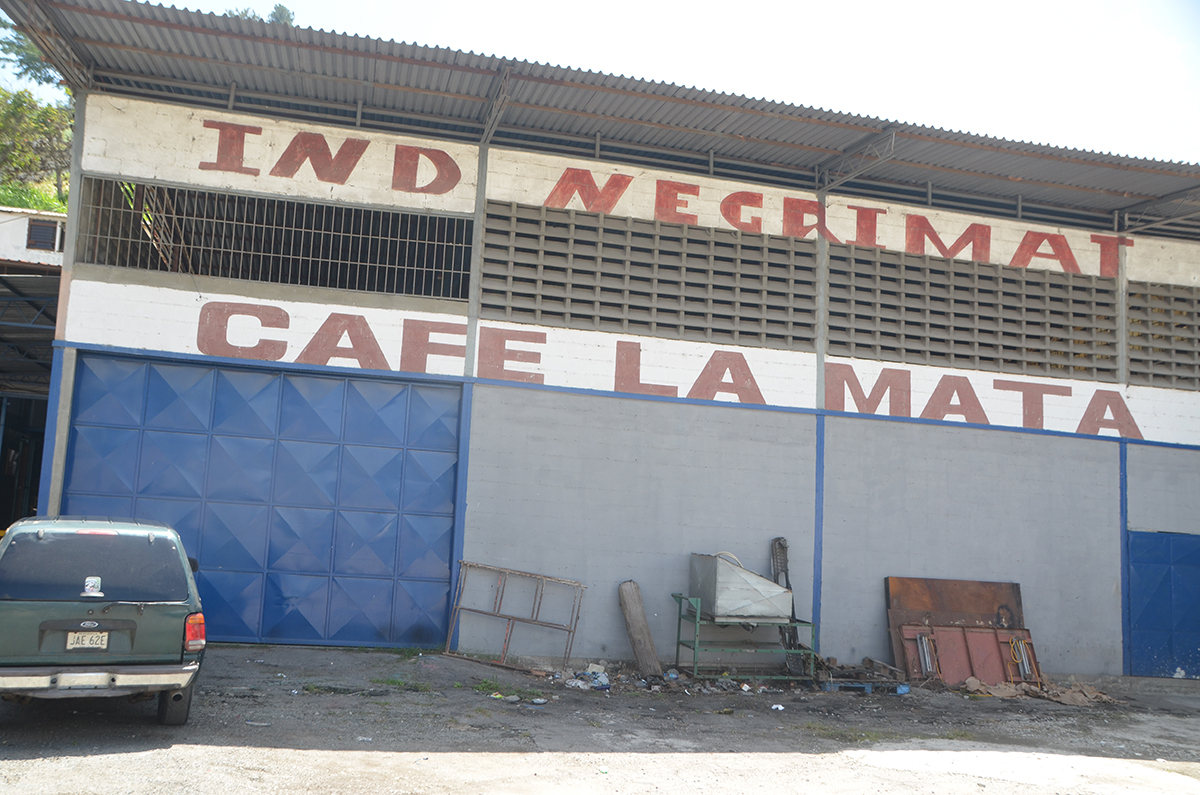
xmin=2 ymin=644 xmax=1199 ymax=794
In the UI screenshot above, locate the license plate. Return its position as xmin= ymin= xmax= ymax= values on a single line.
xmin=66 ymin=631 xmax=109 ymax=650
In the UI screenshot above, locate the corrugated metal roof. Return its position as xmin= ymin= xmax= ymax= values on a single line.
xmin=5 ymin=0 xmax=1200 ymax=239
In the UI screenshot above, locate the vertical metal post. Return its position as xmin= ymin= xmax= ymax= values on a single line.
xmin=355 ymin=99 xmax=363 ymax=127
xmin=1117 ymin=234 xmax=1130 ymax=385
xmin=814 ymin=193 xmax=830 ymax=408
xmin=463 ymin=145 xmax=489 ymax=377
xmin=594 ymin=132 xmax=601 ymax=159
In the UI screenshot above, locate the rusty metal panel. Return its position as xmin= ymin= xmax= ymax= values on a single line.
xmin=885 ymin=576 xmax=1025 ymax=627
xmin=897 ymin=624 xmax=1043 ymax=687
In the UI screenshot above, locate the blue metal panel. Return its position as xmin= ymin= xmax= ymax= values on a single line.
xmin=269 ymin=507 xmax=335 ymax=573
xmin=201 ymin=502 xmax=270 ymax=570
xmin=398 ymin=514 xmax=453 ymax=580
xmin=64 ymin=425 xmax=140 ymax=495
xmin=61 ymin=352 xmax=462 ymax=649
xmin=196 ymin=570 xmax=262 ymax=640
xmin=72 ymin=358 xmax=147 ymax=426
xmin=207 ymin=436 xmax=275 ymax=502
xmin=408 ymin=386 xmax=460 ymax=450
xmin=1128 ymin=530 xmax=1200 ymax=678
xmin=279 ymin=376 xmax=344 ymax=441
xmin=402 ymin=450 xmax=457 ymax=514
xmin=273 ymin=440 xmax=339 ymax=506
xmin=144 ymin=364 xmax=214 ymax=431
xmin=339 ymin=445 xmax=404 ymax=510
xmin=344 ymin=380 xmax=408 ymax=446
xmin=393 ymin=579 xmax=449 ymax=646
xmin=333 ymin=511 xmax=398 ymax=577
xmin=213 ymin=370 xmax=280 ymax=436
xmin=262 ymin=572 xmax=329 ymax=640
xmin=137 ymin=431 xmax=208 ymax=498
xmin=329 ymin=576 xmax=393 ymax=643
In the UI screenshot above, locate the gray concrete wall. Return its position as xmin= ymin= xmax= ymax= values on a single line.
xmin=1128 ymin=444 xmax=1200 ymax=536
xmin=462 ymin=385 xmax=818 ymax=665
xmin=821 ymin=417 xmax=1123 ymax=675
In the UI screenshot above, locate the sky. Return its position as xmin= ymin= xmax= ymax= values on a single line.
xmin=3 ymin=0 xmax=1199 ymax=164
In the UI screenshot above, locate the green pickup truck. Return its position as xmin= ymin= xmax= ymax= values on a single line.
xmin=0 ymin=517 xmax=206 ymax=725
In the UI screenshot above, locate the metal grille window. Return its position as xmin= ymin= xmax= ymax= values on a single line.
xmin=481 ymin=201 xmax=818 ymax=349
xmin=77 ymin=178 xmax=472 ymax=299
xmin=827 ymin=245 xmax=1119 ymax=380
xmin=26 ymin=219 xmax=60 ymax=251
xmin=1128 ymin=282 xmax=1200 ymax=390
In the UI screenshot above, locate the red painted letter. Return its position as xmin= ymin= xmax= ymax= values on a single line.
xmin=269 ymin=132 xmax=370 ymax=184
xmin=905 ymin=215 xmax=991 ymax=262
xmin=478 ymin=327 xmax=545 ymax=383
xmin=993 ymin=379 xmax=1072 ymax=429
xmin=781 ymin=198 xmax=841 ymax=242
xmin=614 ymin=341 xmax=678 ymax=396
xmin=544 ymin=169 xmax=633 ymax=213
xmin=720 ymin=191 xmax=763 ymax=233
xmin=199 ymin=121 xmax=262 ymax=176
xmin=655 ymin=180 xmax=700 ymax=225
xmin=197 ymin=302 xmax=288 ymax=360
xmin=847 ymin=205 xmax=887 ymax=248
xmin=825 ymin=363 xmax=911 ymax=416
xmin=399 ymin=320 xmax=467 ymax=374
xmin=294 ymin=314 xmax=389 ymax=370
xmin=1009 ymin=232 xmax=1081 ymax=273
xmin=1076 ymin=390 xmax=1142 ymax=439
xmin=392 ymin=145 xmax=462 ymax=195
xmin=1091 ymin=234 xmax=1133 ymax=279
xmin=686 ymin=351 xmax=765 ymax=404
xmin=919 ymin=376 xmax=989 ymax=424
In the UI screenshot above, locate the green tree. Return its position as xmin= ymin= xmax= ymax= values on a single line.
xmin=0 ymin=20 xmax=60 ymax=86
xmin=225 ymin=5 xmax=295 ymax=24
xmin=0 ymin=88 xmax=72 ymax=200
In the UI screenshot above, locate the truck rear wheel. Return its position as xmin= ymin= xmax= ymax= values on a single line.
xmin=157 ymin=683 xmax=193 ymax=725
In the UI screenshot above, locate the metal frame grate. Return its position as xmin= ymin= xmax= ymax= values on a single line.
xmin=1128 ymin=281 xmax=1200 ymax=390
xmin=77 ymin=177 xmax=472 ymax=299
xmin=828 ymin=245 xmax=1120 ymax=380
xmin=481 ymin=201 xmax=819 ymax=350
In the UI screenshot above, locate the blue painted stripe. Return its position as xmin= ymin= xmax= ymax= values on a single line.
xmin=37 ymin=347 xmax=66 ymax=516
xmin=1119 ymin=441 xmax=1131 ymax=676
xmin=448 ymin=381 xmax=473 ymax=653
xmin=812 ymin=414 xmax=825 ymax=654
xmin=54 ymin=340 xmax=1200 ymax=453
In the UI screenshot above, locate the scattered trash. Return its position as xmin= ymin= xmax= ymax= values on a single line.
xmin=489 ymin=692 xmax=505 ymax=699
xmin=715 ymin=708 xmax=734 ymax=715
xmin=565 ymin=679 xmax=590 ymax=690
xmin=275 ymin=673 xmax=287 ymax=678
xmin=598 ymin=768 xmax=609 ymax=774
xmin=503 ymin=694 xmax=520 ymax=703
xmin=586 ymin=663 xmax=606 ymax=674
xmin=357 ymin=737 xmax=372 ymax=742
xmin=290 ymin=689 xmax=299 ymax=695
xmin=740 ymin=683 xmax=751 ymax=692
xmin=771 ymin=704 xmax=785 ymax=710
xmin=665 ymin=669 xmax=679 ymax=680
xmin=245 ymin=720 xmax=271 ymax=727
xmin=531 ymin=698 xmax=548 ymax=705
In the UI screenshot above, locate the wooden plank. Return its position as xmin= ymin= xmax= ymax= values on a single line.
xmin=618 ymin=580 xmax=663 ymax=678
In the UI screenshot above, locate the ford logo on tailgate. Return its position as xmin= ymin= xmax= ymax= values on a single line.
xmin=79 ymin=621 xmax=99 ymax=628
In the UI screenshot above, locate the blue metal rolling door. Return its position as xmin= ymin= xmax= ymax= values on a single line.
xmin=60 ymin=352 xmax=461 ymax=647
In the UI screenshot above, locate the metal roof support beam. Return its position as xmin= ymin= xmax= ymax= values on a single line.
xmin=816 ymin=129 xmax=896 ymax=193
xmin=1119 ymin=185 xmax=1200 ymax=232
xmin=1123 ymin=207 xmax=1200 ymax=235
xmin=4 ymin=0 xmax=91 ymax=88
xmin=479 ymin=67 xmax=511 ymax=145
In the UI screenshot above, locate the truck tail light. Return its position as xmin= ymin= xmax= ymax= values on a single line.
xmin=185 ymin=613 xmax=206 ymax=652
